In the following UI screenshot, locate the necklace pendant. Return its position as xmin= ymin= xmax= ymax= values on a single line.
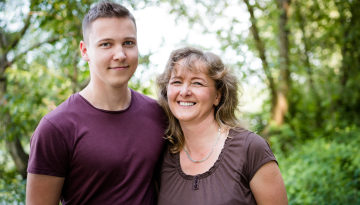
xmin=184 ymin=127 xmax=221 ymax=163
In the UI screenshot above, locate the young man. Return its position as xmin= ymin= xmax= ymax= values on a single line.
xmin=26 ymin=1 xmax=166 ymax=204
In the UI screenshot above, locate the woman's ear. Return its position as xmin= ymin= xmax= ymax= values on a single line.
xmin=214 ymin=91 xmax=221 ymax=106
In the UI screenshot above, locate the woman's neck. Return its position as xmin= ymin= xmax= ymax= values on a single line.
xmin=181 ymin=118 xmax=220 ymax=152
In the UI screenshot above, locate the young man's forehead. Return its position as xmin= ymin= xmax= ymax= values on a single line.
xmin=84 ymin=17 xmax=136 ymax=42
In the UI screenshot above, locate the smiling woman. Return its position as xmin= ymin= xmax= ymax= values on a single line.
xmin=166 ymin=59 xmax=220 ymax=125
xmin=157 ymin=47 xmax=240 ymax=153
xmin=156 ymin=47 xmax=288 ymax=205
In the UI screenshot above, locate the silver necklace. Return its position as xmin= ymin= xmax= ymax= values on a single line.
xmin=184 ymin=127 xmax=221 ymax=163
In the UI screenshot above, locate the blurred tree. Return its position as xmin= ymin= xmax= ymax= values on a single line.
xmin=334 ymin=0 xmax=360 ymax=122
xmin=243 ymin=0 xmax=276 ymax=127
xmin=283 ymin=0 xmax=360 ymax=141
xmin=0 ymin=0 xmax=65 ymax=178
xmin=242 ymin=0 xmax=292 ymax=137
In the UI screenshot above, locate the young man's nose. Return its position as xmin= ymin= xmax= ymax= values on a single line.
xmin=113 ymin=46 xmax=126 ymax=61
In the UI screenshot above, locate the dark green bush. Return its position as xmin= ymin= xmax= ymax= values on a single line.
xmin=271 ymin=127 xmax=360 ymax=205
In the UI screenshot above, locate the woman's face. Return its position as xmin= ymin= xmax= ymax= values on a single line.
xmin=166 ymin=59 xmax=220 ymax=124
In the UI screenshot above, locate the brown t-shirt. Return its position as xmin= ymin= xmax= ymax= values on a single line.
xmin=158 ymin=129 xmax=277 ymax=205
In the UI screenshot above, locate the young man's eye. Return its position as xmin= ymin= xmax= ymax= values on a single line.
xmin=123 ymin=41 xmax=136 ymax=46
xmin=99 ymin=42 xmax=111 ymax=47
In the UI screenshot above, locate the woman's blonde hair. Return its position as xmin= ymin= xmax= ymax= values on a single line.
xmin=157 ymin=47 xmax=241 ymax=153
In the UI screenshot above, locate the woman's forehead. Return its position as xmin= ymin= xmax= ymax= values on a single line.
xmin=172 ymin=59 xmax=208 ymax=74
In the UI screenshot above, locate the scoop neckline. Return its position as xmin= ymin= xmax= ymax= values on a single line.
xmin=175 ymin=129 xmax=235 ymax=180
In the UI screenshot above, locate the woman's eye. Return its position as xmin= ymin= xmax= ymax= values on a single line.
xmin=170 ymin=80 xmax=181 ymax=85
xmin=193 ymin=82 xmax=203 ymax=86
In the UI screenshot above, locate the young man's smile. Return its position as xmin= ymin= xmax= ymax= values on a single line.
xmin=80 ymin=17 xmax=138 ymax=89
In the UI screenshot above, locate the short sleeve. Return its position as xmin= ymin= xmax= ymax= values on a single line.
xmin=27 ymin=117 xmax=70 ymax=177
xmin=245 ymin=133 xmax=277 ymax=181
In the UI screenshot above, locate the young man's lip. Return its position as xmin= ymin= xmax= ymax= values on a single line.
xmin=109 ymin=65 xmax=129 ymax=69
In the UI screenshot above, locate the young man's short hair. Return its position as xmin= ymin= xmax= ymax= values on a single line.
xmin=82 ymin=1 xmax=136 ymax=42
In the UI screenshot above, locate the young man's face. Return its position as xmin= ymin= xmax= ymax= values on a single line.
xmin=80 ymin=17 xmax=138 ymax=89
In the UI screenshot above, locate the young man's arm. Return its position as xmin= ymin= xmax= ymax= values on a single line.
xmin=26 ymin=173 xmax=65 ymax=205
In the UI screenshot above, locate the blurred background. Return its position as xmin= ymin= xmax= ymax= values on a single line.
xmin=1 ymin=0 xmax=359 ymax=204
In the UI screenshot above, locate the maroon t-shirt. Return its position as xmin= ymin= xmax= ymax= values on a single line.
xmin=27 ymin=90 xmax=166 ymax=205
xmin=158 ymin=129 xmax=277 ymax=205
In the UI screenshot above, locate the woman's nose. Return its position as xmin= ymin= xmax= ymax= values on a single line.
xmin=180 ymin=84 xmax=191 ymax=96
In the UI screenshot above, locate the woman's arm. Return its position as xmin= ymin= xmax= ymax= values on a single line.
xmin=250 ymin=161 xmax=288 ymax=205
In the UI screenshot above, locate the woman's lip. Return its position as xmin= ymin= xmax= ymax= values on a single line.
xmin=178 ymin=101 xmax=196 ymax=106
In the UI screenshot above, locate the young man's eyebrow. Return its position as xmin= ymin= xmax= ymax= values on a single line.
xmin=96 ymin=37 xmax=136 ymax=43
xmin=124 ymin=36 xmax=137 ymax=41
xmin=96 ymin=38 xmax=114 ymax=43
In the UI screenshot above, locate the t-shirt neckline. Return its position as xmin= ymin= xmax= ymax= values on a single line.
xmin=175 ymin=129 xmax=235 ymax=180
xmin=76 ymin=89 xmax=134 ymax=114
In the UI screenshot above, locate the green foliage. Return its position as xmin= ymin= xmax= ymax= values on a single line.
xmin=0 ymin=144 xmax=25 ymax=204
xmin=0 ymin=171 xmax=25 ymax=204
xmin=272 ymin=126 xmax=360 ymax=205
xmin=4 ymin=62 xmax=73 ymax=142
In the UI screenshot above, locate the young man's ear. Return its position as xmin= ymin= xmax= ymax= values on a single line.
xmin=80 ymin=41 xmax=90 ymax=62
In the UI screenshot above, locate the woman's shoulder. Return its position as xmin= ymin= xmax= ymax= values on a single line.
xmin=227 ymin=128 xmax=272 ymax=155
xmin=230 ymin=128 xmax=267 ymax=144
xmin=228 ymin=128 xmax=276 ymax=179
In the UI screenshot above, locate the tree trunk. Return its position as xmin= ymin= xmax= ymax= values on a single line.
xmin=5 ymin=136 xmax=29 ymax=179
xmin=244 ymin=0 xmax=291 ymax=131
xmin=243 ymin=0 xmax=278 ymax=118
xmin=335 ymin=1 xmax=360 ymax=120
xmin=274 ymin=0 xmax=291 ymax=126
xmin=294 ymin=0 xmax=321 ymax=125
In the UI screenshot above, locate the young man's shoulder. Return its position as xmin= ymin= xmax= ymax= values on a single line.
xmin=131 ymin=89 xmax=166 ymax=118
xmin=131 ymin=89 xmax=164 ymax=110
xmin=131 ymin=89 xmax=158 ymax=105
xmin=44 ymin=93 xmax=83 ymax=123
xmin=31 ymin=93 xmax=83 ymax=147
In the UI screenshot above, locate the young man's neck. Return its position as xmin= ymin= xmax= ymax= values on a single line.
xmin=79 ymin=81 xmax=132 ymax=111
